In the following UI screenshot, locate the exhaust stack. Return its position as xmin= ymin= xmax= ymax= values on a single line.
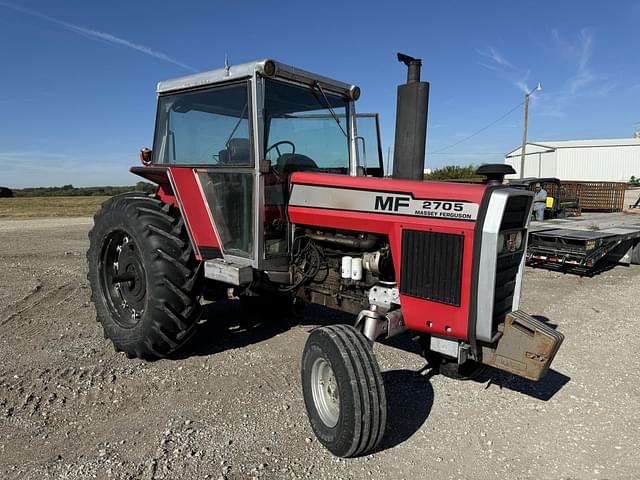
xmin=392 ymin=53 xmax=430 ymax=181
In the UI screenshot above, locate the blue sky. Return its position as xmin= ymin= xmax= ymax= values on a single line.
xmin=1 ymin=0 xmax=638 ymax=187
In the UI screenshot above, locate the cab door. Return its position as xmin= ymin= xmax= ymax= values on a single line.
xmin=354 ymin=113 xmax=385 ymax=177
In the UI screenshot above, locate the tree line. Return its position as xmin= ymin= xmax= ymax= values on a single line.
xmin=424 ymin=165 xmax=479 ymax=181
xmin=12 ymin=182 xmax=156 ymax=197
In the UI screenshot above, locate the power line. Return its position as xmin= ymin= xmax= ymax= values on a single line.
xmin=429 ymin=101 xmax=524 ymax=155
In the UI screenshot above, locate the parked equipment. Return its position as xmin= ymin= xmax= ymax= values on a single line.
xmin=87 ymin=54 xmax=564 ymax=457
xmin=509 ymin=177 xmax=578 ymax=219
xmin=527 ymin=213 xmax=640 ymax=269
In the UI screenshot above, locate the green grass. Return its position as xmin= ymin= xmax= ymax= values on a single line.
xmin=0 ymin=196 xmax=109 ymax=219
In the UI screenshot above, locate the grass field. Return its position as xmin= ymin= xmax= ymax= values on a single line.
xmin=0 ymin=196 xmax=108 ymax=218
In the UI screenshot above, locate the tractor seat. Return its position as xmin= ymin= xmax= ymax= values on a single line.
xmin=277 ymin=153 xmax=318 ymax=174
xmin=218 ymin=138 xmax=251 ymax=165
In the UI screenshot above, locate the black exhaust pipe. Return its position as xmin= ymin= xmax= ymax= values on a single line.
xmin=392 ymin=53 xmax=429 ymax=181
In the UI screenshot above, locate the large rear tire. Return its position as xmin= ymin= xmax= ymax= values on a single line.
xmin=87 ymin=193 xmax=202 ymax=359
xmin=301 ymin=325 xmax=386 ymax=457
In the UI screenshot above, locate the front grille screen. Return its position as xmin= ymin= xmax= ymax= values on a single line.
xmin=501 ymin=195 xmax=531 ymax=230
xmin=494 ymin=194 xmax=530 ymax=325
xmin=493 ymin=251 xmax=523 ymax=324
xmin=400 ymin=230 xmax=464 ymax=306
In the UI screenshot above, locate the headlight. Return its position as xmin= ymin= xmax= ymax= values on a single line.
xmin=261 ymin=59 xmax=277 ymax=77
xmin=498 ymin=231 xmax=524 ymax=254
xmin=348 ymin=85 xmax=361 ymax=101
xmin=514 ymin=231 xmax=523 ymax=250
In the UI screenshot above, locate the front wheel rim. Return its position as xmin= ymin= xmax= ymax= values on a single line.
xmin=311 ymin=357 xmax=340 ymax=428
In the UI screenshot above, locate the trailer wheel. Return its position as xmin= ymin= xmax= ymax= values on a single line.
xmin=87 ymin=193 xmax=202 ymax=359
xmin=301 ymin=325 xmax=386 ymax=457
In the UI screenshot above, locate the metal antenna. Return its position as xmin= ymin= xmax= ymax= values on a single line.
xmin=224 ymin=54 xmax=230 ymax=75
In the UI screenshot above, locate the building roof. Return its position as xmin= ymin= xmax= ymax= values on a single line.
xmin=505 ymin=138 xmax=640 ymax=158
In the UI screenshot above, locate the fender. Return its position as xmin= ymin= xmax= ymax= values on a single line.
xmin=131 ymin=166 xmax=222 ymax=261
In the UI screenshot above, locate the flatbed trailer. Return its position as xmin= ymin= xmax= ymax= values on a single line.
xmin=527 ymin=212 xmax=640 ymax=269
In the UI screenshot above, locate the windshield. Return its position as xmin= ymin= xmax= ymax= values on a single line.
xmin=264 ymin=79 xmax=349 ymax=174
xmin=153 ymin=82 xmax=252 ymax=166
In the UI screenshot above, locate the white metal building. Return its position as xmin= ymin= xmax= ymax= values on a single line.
xmin=504 ymin=138 xmax=640 ymax=181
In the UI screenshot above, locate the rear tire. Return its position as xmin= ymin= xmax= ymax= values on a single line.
xmin=301 ymin=325 xmax=386 ymax=457
xmin=87 ymin=193 xmax=203 ymax=359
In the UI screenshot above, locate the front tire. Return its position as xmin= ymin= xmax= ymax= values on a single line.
xmin=301 ymin=325 xmax=386 ymax=457
xmin=87 ymin=193 xmax=202 ymax=359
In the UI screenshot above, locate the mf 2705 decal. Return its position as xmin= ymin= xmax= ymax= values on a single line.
xmin=373 ymin=195 xmax=477 ymax=220
xmin=288 ymin=184 xmax=479 ymax=221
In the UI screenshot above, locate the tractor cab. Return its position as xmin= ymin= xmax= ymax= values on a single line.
xmin=136 ymin=59 xmax=382 ymax=272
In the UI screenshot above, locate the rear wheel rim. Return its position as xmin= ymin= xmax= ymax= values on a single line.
xmin=311 ymin=357 xmax=340 ymax=428
xmin=99 ymin=230 xmax=146 ymax=328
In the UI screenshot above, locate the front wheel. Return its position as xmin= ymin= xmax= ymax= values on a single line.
xmin=301 ymin=325 xmax=386 ymax=457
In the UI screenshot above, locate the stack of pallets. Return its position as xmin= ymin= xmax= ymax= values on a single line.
xmin=562 ymin=182 xmax=627 ymax=213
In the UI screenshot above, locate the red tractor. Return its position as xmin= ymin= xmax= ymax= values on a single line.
xmin=87 ymin=54 xmax=563 ymax=457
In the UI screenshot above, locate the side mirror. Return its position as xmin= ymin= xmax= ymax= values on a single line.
xmin=139 ymin=148 xmax=153 ymax=166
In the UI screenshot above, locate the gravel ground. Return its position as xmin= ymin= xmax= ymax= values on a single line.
xmin=1 ymin=217 xmax=639 ymax=480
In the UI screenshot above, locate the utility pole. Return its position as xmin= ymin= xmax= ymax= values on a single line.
xmin=520 ymin=82 xmax=542 ymax=178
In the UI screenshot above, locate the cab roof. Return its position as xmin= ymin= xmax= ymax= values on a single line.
xmin=156 ymin=58 xmax=354 ymax=95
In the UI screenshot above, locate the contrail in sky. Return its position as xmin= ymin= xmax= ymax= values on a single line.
xmin=0 ymin=1 xmax=196 ymax=71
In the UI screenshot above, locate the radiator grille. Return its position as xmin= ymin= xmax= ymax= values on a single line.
xmin=493 ymin=194 xmax=530 ymax=325
xmin=493 ymin=250 xmax=523 ymax=324
xmin=400 ymin=230 xmax=464 ymax=306
xmin=501 ymin=195 xmax=531 ymax=230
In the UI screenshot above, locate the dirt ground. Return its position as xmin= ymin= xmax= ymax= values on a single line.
xmin=1 ymin=217 xmax=639 ymax=480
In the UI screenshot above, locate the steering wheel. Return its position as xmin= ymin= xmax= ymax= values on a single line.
xmin=265 ymin=140 xmax=295 ymax=159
